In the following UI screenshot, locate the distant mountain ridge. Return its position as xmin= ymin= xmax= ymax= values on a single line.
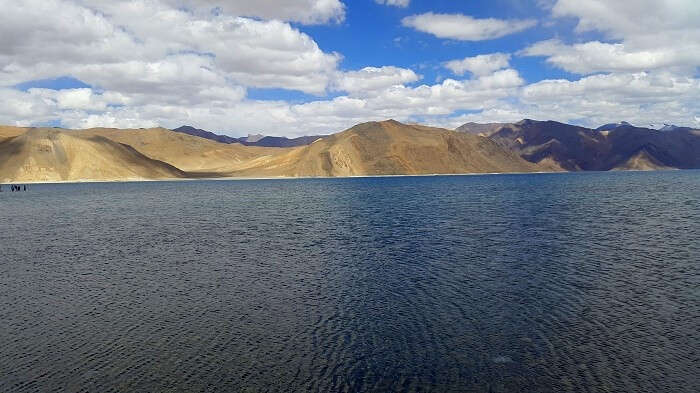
xmin=173 ymin=125 xmax=325 ymax=147
xmin=659 ymin=124 xmax=681 ymax=131
xmin=596 ymin=121 xmax=631 ymax=131
xmin=456 ymin=120 xmax=700 ymax=171
xmin=455 ymin=122 xmax=509 ymax=135
xmin=172 ymin=125 xmax=239 ymax=144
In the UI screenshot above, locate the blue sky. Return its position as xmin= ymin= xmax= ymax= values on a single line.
xmin=304 ymin=1 xmax=557 ymax=75
xmin=0 ymin=0 xmax=698 ymax=136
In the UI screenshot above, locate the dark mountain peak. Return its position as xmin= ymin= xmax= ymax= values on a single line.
xmin=659 ymin=124 xmax=680 ymax=131
xmin=597 ymin=121 xmax=632 ymax=131
xmin=248 ymin=135 xmax=327 ymax=148
xmin=516 ymin=119 xmax=536 ymax=126
xmin=455 ymin=122 xmax=509 ymax=136
xmin=174 ymin=125 xmax=196 ymax=132
xmin=173 ymin=125 xmax=239 ymax=144
xmin=172 ymin=125 xmax=325 ymax=147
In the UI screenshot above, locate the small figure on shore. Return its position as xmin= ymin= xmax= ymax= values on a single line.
xmin=24 ymin=185 xmax=27 ymax=191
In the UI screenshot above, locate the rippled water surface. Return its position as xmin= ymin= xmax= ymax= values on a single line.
xmin=1 ymin=172 xmax=699 ymax=392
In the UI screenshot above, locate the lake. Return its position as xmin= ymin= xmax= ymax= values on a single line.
xmin=1 ymin=172 xmax=699 ymax=392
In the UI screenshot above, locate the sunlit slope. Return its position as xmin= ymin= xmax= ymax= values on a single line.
xmin=0 ymin=128 xmax=184 ymax=182
xmin=0 ymin=126 xmax=29 ymax=142
xmin=229 ymin=120 xmax=545 ymax=177
xmin=82 ymin=127 xmax=288 ymax=172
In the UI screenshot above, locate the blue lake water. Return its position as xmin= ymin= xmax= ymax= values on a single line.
xmin=1 ymin=172 xmax=699 ymax=392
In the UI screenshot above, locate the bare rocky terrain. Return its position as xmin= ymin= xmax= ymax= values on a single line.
xmin=1 ymin=119 xmax=698 ymax=182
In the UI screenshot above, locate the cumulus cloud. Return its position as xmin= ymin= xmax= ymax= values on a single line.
xmin=526 ymin=0 xmax=700 ymax=75
xmin=375 ymin=0 xmax=409 ymax=7
xmin=550 ymin=0 xmax=699 ymax=38
xmin=0 ymin=0 xmax=340 ymax=95
xmin=444 ymin=53 xmax=511 ymax=76
xmin=522 ymin=39 xmax=700 ymax=75
xmin=519 ymin=72 xmax=700 ymax=126
xmin=0 ymin=64 xmax=525 ymax=136
xmin=333 ymin=66 xmax=420 ymax=96
xmin=87 ymin=0 xmax=347 ymax=25
xmin=402 ymin=13 xmax=536 ymax=41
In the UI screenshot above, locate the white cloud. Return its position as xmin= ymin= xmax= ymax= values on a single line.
xmin=333 ymin=66 xmax=420 ymax=96
xmin=88 ymin=0 xmax=347 ymax=25
xmin=0 ymin=66 xmax=525 ymax=136
xmin=375 ymin=0 xmax=409 ymax=7
xmin=444 ymin=53 xmax=511 ymax=76
xmin=525 ymin=0 xmax=700 ymax=75
xmin=0 ymin=0 xmax=341 ymax=95
xmin=419 ymin=70 xmax=700 ymax=131
xmin=550 ymin=0 xmax=699 ymax=38
xmin=522 ymin=39 xmax=700 ymax=75
xmin=519 ymin=72 xmax=700 ymax=127
xmin=402 ymin=13 xmax=536 ymax=41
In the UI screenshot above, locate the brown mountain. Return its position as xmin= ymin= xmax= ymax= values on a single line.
xmin=458 ymin=119 xmax=700 ymax=171
xmin=80 ymin=127 xmax=287 ymax=173
xmin=0 ymin=128 xmax=184 ymax=182
xmin=0 ymin=126 xmax=29 ymax=142
xmin=227 ymin=120 xmax=545 ymax=177
xmin=456 ymin=122 xmax=509 ymax=136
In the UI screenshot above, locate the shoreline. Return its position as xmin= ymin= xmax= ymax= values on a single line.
xmin=1 ymin=168 xmax=686 ymax=186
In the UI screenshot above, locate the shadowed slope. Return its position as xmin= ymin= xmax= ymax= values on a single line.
xmin=82 ymin=127 xmax=289 ymax=173
xmin=456 ymin=122 xmax=509 ymax=136
xmin=229 ymin=120 xmax=546 ymax=177
xmin=0 ymin=128 xmax=184 ymax=182
xmin=172 ymin=125 xmax=326 ymax=147
xmin=474 ymin=120 xmax=700 ymax=171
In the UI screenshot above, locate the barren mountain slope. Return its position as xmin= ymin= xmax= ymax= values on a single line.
xmin=81 ymin=127 xmax=289 ymax=173
xmin=228 ymin=120 xmax=548 ymax=177
xmin=0 ymin=128 xmax=184 ymax=182
xmin=0 ymin=126 xmax=29 ymax=142
xmin=612 ymin=150 xmax=673 ymax=171
xmin=456 ymin=122 xmax=509 ymax=136
xmin=475 ymin=120 xmax=700 ymax=171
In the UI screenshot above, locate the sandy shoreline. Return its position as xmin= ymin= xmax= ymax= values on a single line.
xmin=0 ymin=171 xmax=571 ymax=185
xmin=3 ymin=168 xmax=682 ymax=186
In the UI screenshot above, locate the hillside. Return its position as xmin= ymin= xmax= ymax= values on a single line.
xmin=172 ymin=125 xmax=239 ymax=144
xmin=0 ymin=126 xmax=30 ymax=142
xmin=460 ymin=120 xmax=700 ymax=171
xmin=456 ymin=122 xmax=509 ymax=136
xmin=81 ymin=127 xmax=287 ymax=173
xmin=0 ymin=128 xmax=184 ymax=182
xmin=228 ymin=120 xmax=547 ymax=177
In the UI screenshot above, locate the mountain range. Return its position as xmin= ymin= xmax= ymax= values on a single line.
xmin=457 ymin=120 xmax=700 ymax=171
xmin=172 ymin=125 xmax=325 ymax=148
xmin=0 ymin=119 xmax=698 ymax=182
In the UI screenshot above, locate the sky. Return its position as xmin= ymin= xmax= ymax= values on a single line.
xmin=1 ymin=0 xmax=699 ymax=137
